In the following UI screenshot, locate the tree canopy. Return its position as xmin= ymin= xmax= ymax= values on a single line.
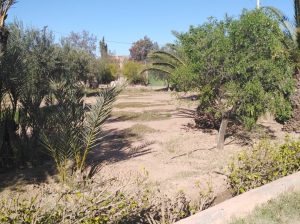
xmin=129 ymin=36 xmax=159 ymax=61
xmin=170 ymin=10 xmax=294 ymax=149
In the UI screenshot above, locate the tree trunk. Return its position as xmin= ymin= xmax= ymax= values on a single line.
xmin=0 ymin=27 xmax=9 ymax=55
xmin=216 ymin=118 xmax=229 ymax=150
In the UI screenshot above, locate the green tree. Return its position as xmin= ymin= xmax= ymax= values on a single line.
xmin=177 ymin=10 xmax=294 ymax=149
xmin=129 ymin=36 xmax=159 ymax=61
xmin=123 ymin=60 xmax=145 ymax=84
xmin=143 ymin=43 xmax=186 ymax=90
xmin=61 ymin=30 xmax=97 ymax=56
xmin=0 ymin=0 xmax=15 ymax=53
xmin=99 ymin=36 xmax=108 ymax=58
xmin=262 ymin=1 xmax=300 ymax=132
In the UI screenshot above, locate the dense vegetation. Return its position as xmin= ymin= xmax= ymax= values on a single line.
xmin=1 ymin=0 xmax=300 ymax=223
xmin=228 ymin=139 xmax=300 ymax=195
xmin=147 ymin=10 xmax=295 ymax=149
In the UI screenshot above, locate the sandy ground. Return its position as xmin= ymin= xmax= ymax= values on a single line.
xmin=1 ymin=86 xmax=298 ymax=204
xmin=85 ymin=87 xmax=298 ymax=201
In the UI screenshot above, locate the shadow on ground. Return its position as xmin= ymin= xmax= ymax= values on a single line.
xmin=0 ymin=162 xmax=56 ymax=192
xmin=175 ymin=108 xmax=277 ymax=146
xmin=0 ymin=128 xmax=153 ymax=192
xmin=87 ymin=127 xmax=153 ymax=166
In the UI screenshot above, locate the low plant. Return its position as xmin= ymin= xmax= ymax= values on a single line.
xmin=228 ymin=138 xmax=300 ymax=195
xmin=0 ymin=176 xmax=215 ymax=224
xmin=42 ymin=80 xmax=123 ymax=183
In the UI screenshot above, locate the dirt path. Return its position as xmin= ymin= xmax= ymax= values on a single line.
xmin=86 ymin=88 xmax=245 ymax=199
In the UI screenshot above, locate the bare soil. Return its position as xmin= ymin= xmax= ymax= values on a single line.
xmin=1 ymin=86 xmax=298 ymax=204
xmin=85 ymin=87 xmax=298 ymax=201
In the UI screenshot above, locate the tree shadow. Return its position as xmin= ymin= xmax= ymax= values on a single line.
xmin=177 ymin=94 xmax=199 ymax=101
xmin=0 ymin=162 xmax=56 ymax=192
xmin=0 ymin=128 xmax=153 ymax=192
xmin=175 ymin=108 xmax=277 ymax=145
xmin=87 ymin=128 xmax=153 ymax=166
xmin=174 ymin=108 xmax=197 ymax=119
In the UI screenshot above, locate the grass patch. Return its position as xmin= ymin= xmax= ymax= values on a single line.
xmin=111 ymin=110 xmax=171 ymax=121
xmin=114 ymin=102 xmax=163 ymax=109
xmin=230 ymin=191 xmax=300 ymax=224
xmin=124 ymin=124 xmax=157 ymax=140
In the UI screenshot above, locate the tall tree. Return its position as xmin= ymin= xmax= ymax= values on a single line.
xmin=263 ymin=1 xmax=300 ymax=132
xmin=129 ymin=36 xmax=158 ymax=61
xmin=99 ymin=36 xmax=108 ymax=58
xmin=0 ymin=0 xmax=15 ymax=54
xmin=61 ymin=30 xmax=97 ymax=55
xmin=177 ymin=10 xmax=294 ymax=149
xmin=0 ymin=0 xmax=16 ymax=168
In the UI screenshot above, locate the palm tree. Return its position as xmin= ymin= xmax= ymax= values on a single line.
xmin=141 ymin=45 xmax=186 ymax=90
xmin=0 ymin=0 xmax=15 ymax=53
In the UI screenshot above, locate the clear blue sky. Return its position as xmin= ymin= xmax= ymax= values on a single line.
xmin=7 ymin=0 xmax=293 ymax=56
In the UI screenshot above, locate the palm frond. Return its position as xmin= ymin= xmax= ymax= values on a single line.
xmin=78 ymin=85 xmax=122 ymax=171
xmin=141 ymin=67 xmax=173 ymax=76
xmin=148 ymin=50 xmax=186 ymax=66
xmin=262 ymin=6 xmax=296 ymax=42
xmin=0 ymin=0 xmax=16 ymax=27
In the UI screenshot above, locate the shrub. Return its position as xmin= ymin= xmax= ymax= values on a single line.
xmin=0 ymin=178 xmax=215 ymax=224
xmin=228 ymin=139 xmax=300 ymax=195
xmin=123 ymin=60 xmax=145 ymax=84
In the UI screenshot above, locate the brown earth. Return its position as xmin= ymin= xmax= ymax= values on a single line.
xmin=85 ymin=86 xmax=298 ymax=201
xmin=0 ymin=86 xmax=298 ymax=204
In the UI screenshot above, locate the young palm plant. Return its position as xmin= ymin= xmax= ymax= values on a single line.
xmin=42 ymin=80 xmax=123 ymax=183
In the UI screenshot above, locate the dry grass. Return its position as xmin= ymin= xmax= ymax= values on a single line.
xmin=124 ymin=124 xmax=157 ymax=140
xmin=114 ymin=102 xmax=163 ymax=109
xmin=111 ymin=110 xmax=172 ymax=122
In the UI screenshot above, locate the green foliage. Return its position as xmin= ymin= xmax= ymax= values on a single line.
xmin=174 ymin=10 xmax=294 ymax=137
xmin=61 ymin=30 xmax=97 ymax=55
xmin=93 ymin=58 xmax=116 ymax=84
xmin=123 ymin=60 xmax=145 ymax=84
xmin=228 ymin=139 xmax=300 ymax=195
xmin=129 ymin=36 xmax=158 ymax=61
xmin=144 ymin=46 xmax=187 ymax=90
xmin=42 ymin=83 xmax=123 ymax=182
xmin=0 ymin=19 xmax=105 ymax=168
xmin=0 ymin=180 xmax=215 ymax=224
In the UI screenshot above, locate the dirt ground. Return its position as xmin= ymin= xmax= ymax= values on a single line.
xmin=1 ymin=86 xmax=298 ymax=204
xmin=85 ymin=86 xmax=299 ymax=202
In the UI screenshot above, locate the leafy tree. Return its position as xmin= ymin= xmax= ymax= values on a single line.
xmin=129 ymin=36 xmax=158 ymax=61
xmin=177 ymin=10 xmax=294 ymax=149
xmin=0 ymin=0 xmax=15 ymax=53
xmin=143 ymin=43 xmax=186 ymax=90
xmin=123 ymin=60 xmax=145 ymax=84
xmin=262 ymin=1 xmax=300 ymax=131
xmin=93 ymin=58 xmax=116 ymax=84
xmin=99 ymin=36 xmax=108 ymax=58
xmin=61 ymin=30 xmax=97 ymax=55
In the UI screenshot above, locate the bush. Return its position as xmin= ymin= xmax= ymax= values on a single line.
xmin=123 ymin=60 xmax=145 ymax=84
xmin=228 ymin=139 xmax=300 ymax=195
xmin=0 ymin=179 xmax=215 ymax=224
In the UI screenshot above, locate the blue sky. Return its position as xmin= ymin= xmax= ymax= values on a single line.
xmin=7 ymin=0 xmax=293 ymax=56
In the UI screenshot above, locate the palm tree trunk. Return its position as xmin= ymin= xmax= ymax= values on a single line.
xmin=0 ymin=27 xmax=9 ymax=55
